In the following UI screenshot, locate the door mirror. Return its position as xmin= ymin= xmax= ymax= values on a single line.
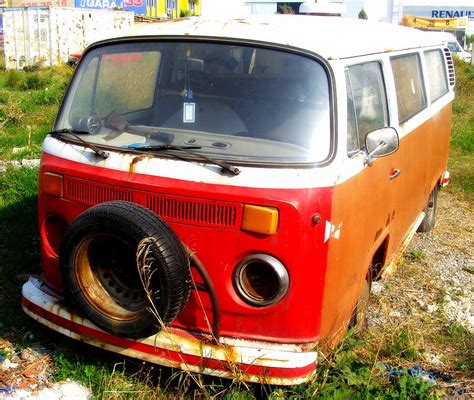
xmin=365 ymin=127 xmax=399 ymax=166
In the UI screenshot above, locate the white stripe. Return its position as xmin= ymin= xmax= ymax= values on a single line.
xmin=22 ymin=279 xmax=317 ymax=371
xmin=43 ymin=136 xmax=342 ymax=189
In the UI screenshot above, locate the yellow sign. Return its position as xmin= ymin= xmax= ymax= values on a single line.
xmin=402 ymin=15 xmax=468 ymax=29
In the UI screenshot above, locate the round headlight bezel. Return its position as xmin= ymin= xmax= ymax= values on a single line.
xmin=234 ymin=254 xmax=289 ymax=307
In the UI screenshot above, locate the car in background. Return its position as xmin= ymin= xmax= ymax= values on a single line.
xmin=428 ymin=32 xmax=471 ymax=63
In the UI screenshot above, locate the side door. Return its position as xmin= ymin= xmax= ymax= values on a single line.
xmin=320 ymin=60 xmax=399 ymax=341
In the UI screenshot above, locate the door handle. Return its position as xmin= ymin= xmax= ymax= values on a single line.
xmin=389 ymin=168 xmax=401 ymax=180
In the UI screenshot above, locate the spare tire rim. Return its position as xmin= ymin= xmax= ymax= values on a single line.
xmin=74 ymin=233 xmax=149 ymax=321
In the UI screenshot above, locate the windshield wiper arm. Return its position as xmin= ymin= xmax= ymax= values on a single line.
xmin=128 ymin=144 xmax=241 ymax=176
xmin=50 ymin=129 xmax=109 ymax=159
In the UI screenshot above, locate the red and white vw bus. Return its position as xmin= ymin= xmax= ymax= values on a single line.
xmin=22 ymin=15 xmax=453 ymax=385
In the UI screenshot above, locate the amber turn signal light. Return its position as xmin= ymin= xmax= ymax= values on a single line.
xmin=241 ymin=205 xmax=278 ymax=235
xmin=42 ymin=172 xmax=63 ymax=198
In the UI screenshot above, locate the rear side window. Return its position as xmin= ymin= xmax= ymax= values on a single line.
xmin=391 ymin=53 xmax=426 ymax=123
xmin=424 ymin=49 xmax=448 ymax=102
xmin=346 ymin=62 xmax=389 ymax=154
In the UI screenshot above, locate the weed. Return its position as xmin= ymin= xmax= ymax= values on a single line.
xmin=0 ymin=96 xmax=25 ymax=126
xmin=4 ymin=69 xmax=23 ymax=89
xmin=381 ymin=330 xmax=422 ymax=360
xmin=179 ymin=9 xmax=194 ymax=17
xmin=221 ymin=391 xmax=256 ymax=400
xmin=21 ymin=73 xmax=50 ymax=90
xmin=287 ymin=335 xmax=435 ymax=399
xmin=446 ymin=322 xmax=470 ymax=340
xmin=53 ymin=350 xmax=164 ymax=399
xmin=462 ymin=265 xmax=474 ymax=274
xmin=436 ymin=288 xmax=448 ymax=307
xmin=438 ymin=322 xmax=474 ymax=372
xmin=30 ymin=85 xmax=64 ymax=105
xmin=406 ymin=249 xmax=426 ymax=261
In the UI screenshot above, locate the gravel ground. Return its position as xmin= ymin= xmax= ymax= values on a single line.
xmin=368 ymin=190 xmax=473 ymax=396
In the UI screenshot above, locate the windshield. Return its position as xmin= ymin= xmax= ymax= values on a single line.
xmin=56 ymin=41 xmax=332 ymax=164
xmin=447 ymin=41 xmax=462 ymax=53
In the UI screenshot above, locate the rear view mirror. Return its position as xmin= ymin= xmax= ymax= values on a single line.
xmin=365 ymin=127 xmax=399 ymax=166
xmin=186 ymin=57 xmax=205 ymax=72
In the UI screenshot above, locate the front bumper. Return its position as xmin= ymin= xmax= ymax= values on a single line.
xmin=22 ymin=278 xmax=317 ymax=385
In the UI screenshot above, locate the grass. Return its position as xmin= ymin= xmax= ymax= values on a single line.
xmin=0 ymin=65 xmax=72 ymax=160
xmin=0 ymin=167 xmax=41 ymax=333
xmin=0 ymin=60 xmax=472 ymax=397
xmin=448 ymin=58 xmax=474 ymax=202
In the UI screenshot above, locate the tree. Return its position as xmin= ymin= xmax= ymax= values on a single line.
xmin=358 ymin=8 xmax=368 ymax=20
xmin=278 ymin=4 xmax=295 ymax=14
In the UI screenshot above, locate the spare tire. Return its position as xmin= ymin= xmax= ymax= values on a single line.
xmin=60 ymin=201 xmax=191 ymax=338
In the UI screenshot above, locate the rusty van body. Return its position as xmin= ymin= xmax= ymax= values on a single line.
xmin=22 ymin=16 xmax=453 ymax=384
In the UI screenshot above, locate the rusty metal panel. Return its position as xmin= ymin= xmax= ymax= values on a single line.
xmin=3 ymin=7 xmax=133 ymax=69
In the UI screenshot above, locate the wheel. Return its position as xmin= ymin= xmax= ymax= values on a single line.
xmin=60 ymin=201 xmax=191 ymax=338
xmin=417 ymin=186 xmax=439 ymax=233
xmin=349 ymin=269 xmax=372 ymax=331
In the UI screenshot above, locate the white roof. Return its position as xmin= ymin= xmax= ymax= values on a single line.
xmin=124 ymin=15 xmax=445 ymax=60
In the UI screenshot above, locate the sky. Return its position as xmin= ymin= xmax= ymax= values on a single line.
xmin=345 ymin=0 xmax=388 ymax=21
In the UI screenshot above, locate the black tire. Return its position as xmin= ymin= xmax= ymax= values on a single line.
xmin=60 ymin=201 xmax=191 ymax=338
xmin=349 ymin=269 xmax=372 ymax=331
xmin=417 ymin=186 xmax=439 ymax=233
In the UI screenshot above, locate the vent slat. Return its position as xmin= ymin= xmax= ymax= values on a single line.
xmin=146 ymin=193 xmax=240 ymax=229
xmin=444 ymin=47 xmax=456 ymax=87
xmin=64 ymin=176 xmax=132 ymax=206
xmin=62 ymin=176 xmax=242 ymax=230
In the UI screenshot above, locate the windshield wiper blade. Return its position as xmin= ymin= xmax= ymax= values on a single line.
xmin=129 ymin=144 xmax=202 ymax=151
xmin=50 ymin=129 xmax=109 ymax=159
xmin=128 ymin=144 xmax=241 ymax=176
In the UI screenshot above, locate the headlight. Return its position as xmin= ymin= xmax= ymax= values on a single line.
xmin=234 ymin=254 xmax=289 ymax=307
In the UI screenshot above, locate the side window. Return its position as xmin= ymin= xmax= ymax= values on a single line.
xmin=424 ymin=49 xmax=449 ymax=102
xmin=346 ymin=62 xmax=389 ymax=154
xmin=391 ymin=53 xmax=426 ymax=123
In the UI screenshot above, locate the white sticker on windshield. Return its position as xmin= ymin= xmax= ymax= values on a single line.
xmin=183 ymin=102 xmax=195 ymax=123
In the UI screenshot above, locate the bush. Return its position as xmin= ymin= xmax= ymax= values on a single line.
xmin=0 ymin=97 xmax=24 ymax=126
xmin=5 ymin=69 xmax=23 ymax=89
xmin=21 ymin=73 xmax=50 ymax=90
xmin=179 ymin=9 xmax=194 ymax=17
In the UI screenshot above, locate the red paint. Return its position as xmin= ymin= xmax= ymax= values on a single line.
xmin=38 ymin=152 xmax=333 ymax=344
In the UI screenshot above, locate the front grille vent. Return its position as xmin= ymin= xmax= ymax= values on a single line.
xmin=63 ymin=176 xmax=242 ymax=230
xmin=146 ymin=194 xmax=239 ymax=229
xmin=64 ymin=176 xmax=133 ymax=206
xmin=444 ymin=47 xmax=456 ymax=87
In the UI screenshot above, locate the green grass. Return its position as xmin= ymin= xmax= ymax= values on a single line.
xmin=448 ymin=59 xmax=474 ymax=202
xmin=0 ymin=66 xmax=72 ymax=160
xmin=0 ymin=167 xmax=41 ymax=334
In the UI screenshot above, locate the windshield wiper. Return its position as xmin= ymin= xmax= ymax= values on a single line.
xmin=50 ymin=129 xmax=109 ymax=159
xmin=105 ymin=112 xmax=175 ymax=143
xmin=128 ymin=144 xmax=241 ymax=176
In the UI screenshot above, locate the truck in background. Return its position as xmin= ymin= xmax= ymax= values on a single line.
xmin=2 ymin=7 xmax=133 ymax=69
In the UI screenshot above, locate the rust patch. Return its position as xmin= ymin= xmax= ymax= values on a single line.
xmin=129 ymin=155 xmax=145 ymax=175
